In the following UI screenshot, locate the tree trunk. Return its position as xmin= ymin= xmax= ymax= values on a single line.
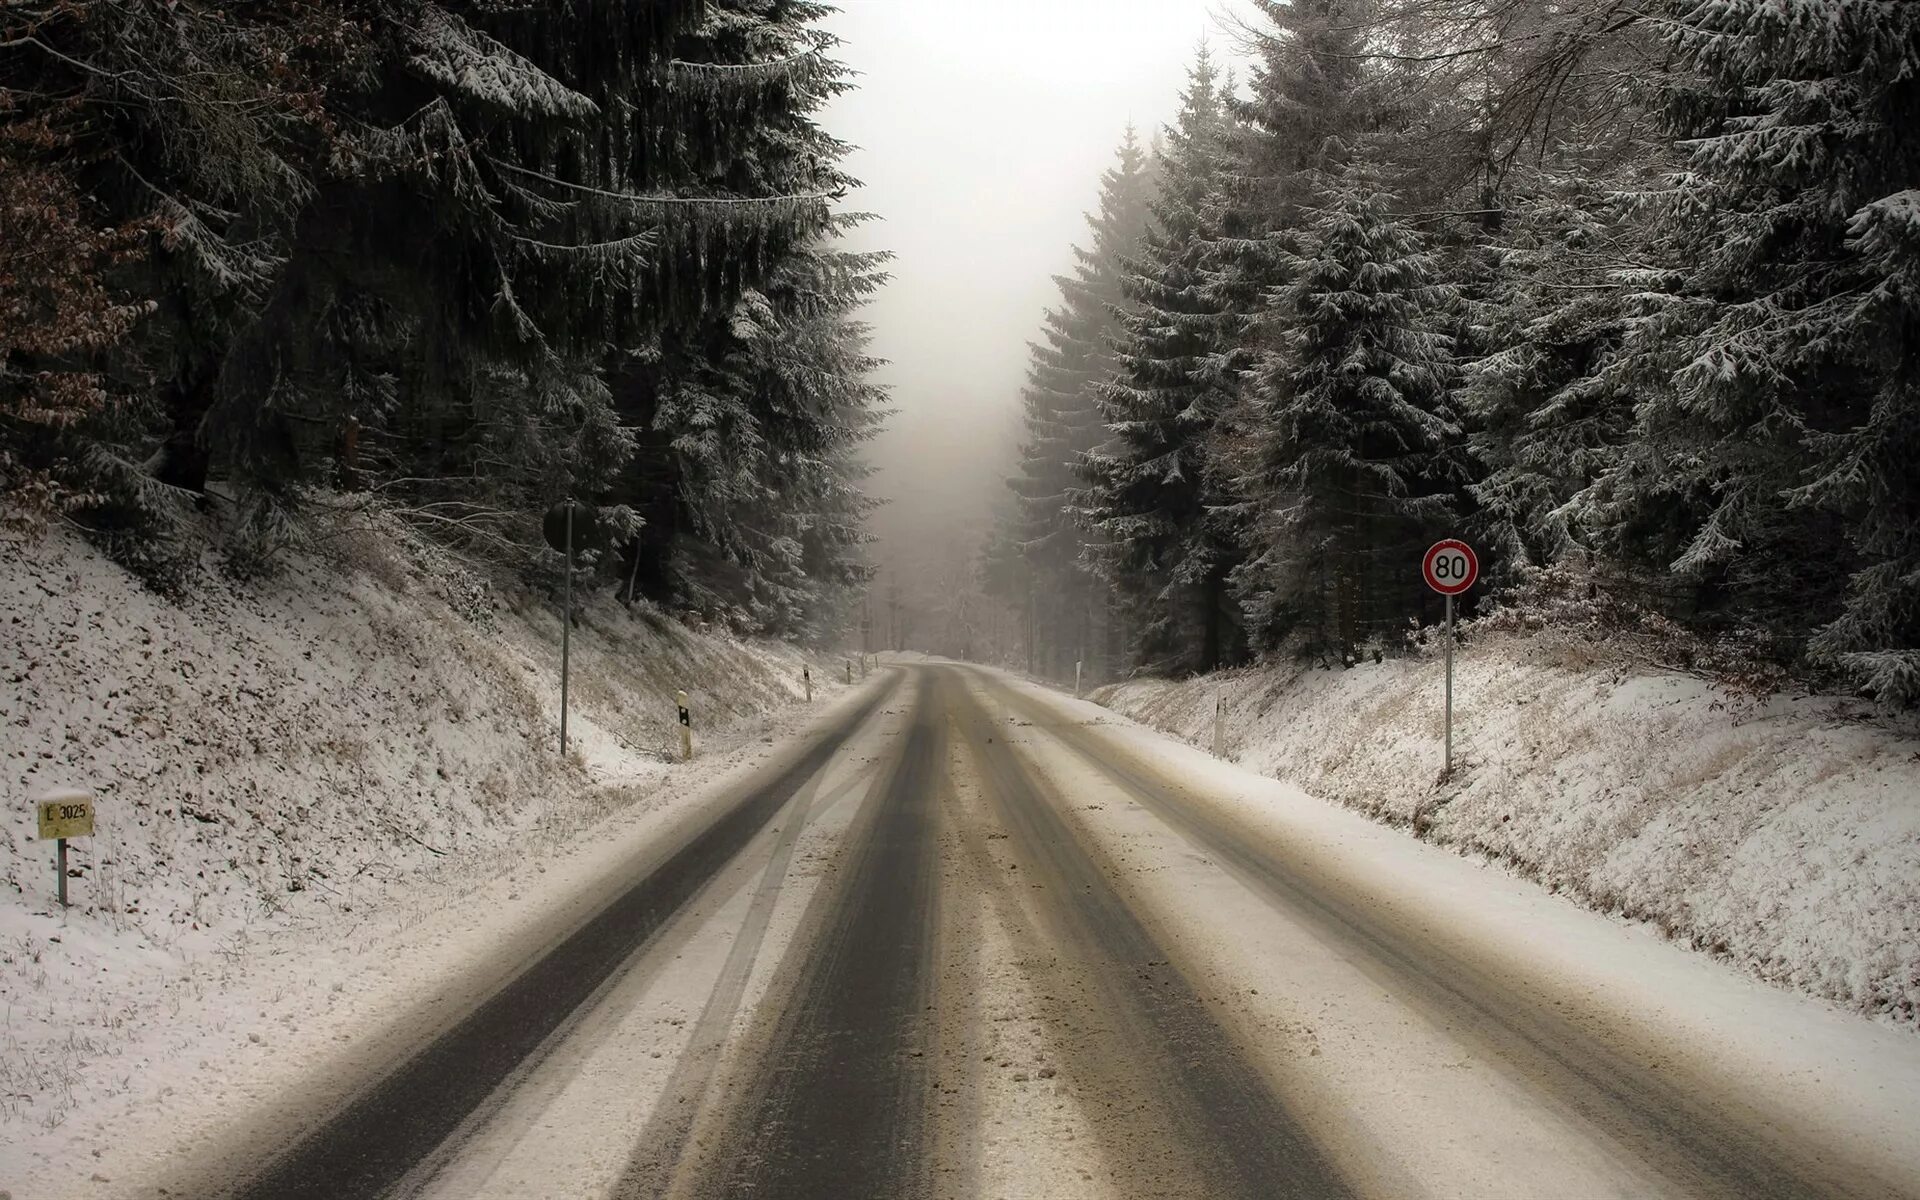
xmin=1201 ymin=569 xmax=1223 ymax=673
xmin=148 ymin=373 xmax=215 ymax=494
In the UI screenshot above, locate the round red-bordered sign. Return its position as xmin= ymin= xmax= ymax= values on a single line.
xmin=1423 ymin=539 xmax=1478 ymax=596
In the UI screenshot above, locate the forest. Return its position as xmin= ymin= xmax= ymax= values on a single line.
xmin=989 ymin=0 xmax=1919 ymax=705
xmin=0 ymin=0 xmax=886 ymax=643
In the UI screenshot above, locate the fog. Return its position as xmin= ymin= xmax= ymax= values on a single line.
xmin=822 ymin=1 xmax=1242 ymax=587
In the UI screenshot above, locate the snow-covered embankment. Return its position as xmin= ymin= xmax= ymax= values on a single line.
xmin=1092 ymin=634 xmax=1920 ymax=1027
xmin=0 ymin=517 xmax=842 ymax=1151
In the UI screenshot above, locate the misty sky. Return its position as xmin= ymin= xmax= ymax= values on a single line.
xmin=821 ymin=1 xmax=1244 ymax=560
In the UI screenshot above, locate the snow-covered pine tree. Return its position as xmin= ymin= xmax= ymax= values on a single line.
xmin=1082 ymin=49 xmax=1247 ymax=676
xmin=1210 ymin=0 xmax=1424 ymax=658
xmin=1229 ymin=186 xmax=1460 ymax=659
xmin=621 ymin=0 xmax=880 ymax=635
xmin=976 ymin=495 xmax=1034 ymax=667
xmin=1009 ymin=128 xmax=1155 ymax=683
xmin=1463 ymin=170 xmax=1639 ymax=576
xmin=1 ymin=0 xmax=881 ymax=608
xmin=0 ymin=1 xmax=679 ymax=565
xmin=645 ymin=237 xmax=889 ymax=637
xmin=1203 ymin=0 xmax=1381 ymax=551
xmin=1212 ymin=0 xmax=1376 ymax=314
xmin=1293 ymin=0 xmax=1662 ymax=604
xmin=1575 ymin=0 xmax=1920 ymax=700
xmin=362 ymin=0 xmax=846 ymax=577
xmin=1433 ymin=0 xmax=1669 ymax=585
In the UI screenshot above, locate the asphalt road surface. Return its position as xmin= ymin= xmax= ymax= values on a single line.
xmin=184 ymin=664 xmax=1920 ymax=1200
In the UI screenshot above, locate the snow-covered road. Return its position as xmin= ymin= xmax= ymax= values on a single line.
xmin=149 ymin=664 xmax=1920 ymax=1199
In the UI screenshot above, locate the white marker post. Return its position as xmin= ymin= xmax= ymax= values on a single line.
xmin=1422 ymin=539 xmax=1480 ymax=780
xmin=36 ymin=789 xmax=94 ymax=909
xmin=1213 ymin=692 xmax=1225 ymax=758
xmin=676 ymin=690 xmax=694 ymax=760
xmin=845 ymin=659 xmax=852 ymax=684
xmin=1074 ymin=660 xmax=1083 ymax=698
xmin=803 ymin=666 xmax=812 ymax=702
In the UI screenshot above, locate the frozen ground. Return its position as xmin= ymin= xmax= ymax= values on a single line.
xmin=1091 ymin=629 xmax=1920 ymax=1028
xmin=0 ymin=516 xmax=852 ymax=1192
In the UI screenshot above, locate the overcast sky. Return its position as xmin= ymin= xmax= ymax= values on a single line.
xmin=821 ymin=0 xmax=1245 ymax=559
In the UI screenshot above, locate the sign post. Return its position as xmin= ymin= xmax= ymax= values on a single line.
xmin=36 ymin=789 xmax=94 ymax=908
xmin=543 ymin=502 xmax=601 ymax=756
xmin=676 ymin=690 xmax=693 ymax=760
xmin=562 ymin=504 xmax=573 ymax=753
xmin=1422 ymin=539 xmax=1480 ymax=780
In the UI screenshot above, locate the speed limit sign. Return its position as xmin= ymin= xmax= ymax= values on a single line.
xmin=1423 ymin=539 xmax=1478 ymax=596
xmin=1424 ymin=538 xmax=1478 ymax=780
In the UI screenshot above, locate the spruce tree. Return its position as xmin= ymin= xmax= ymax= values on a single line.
xmin=617 ymin=0 xmax=878 ymax=636
xmin=1009 ymin=128 xmax=1154 ymax=681
xmin=1213 ymin=0 xmax=1376 ymax=304
xmin=1082 ymin=49 xmax=1245 ymax=675
xmin=1208 ymin=0 xmax=1415 ymax=657
xmin=647 ymin=237 xmax=888 ymax=634
xmin=0 ymin=0 xmax=886 ymax=635
xmin=1230 ymin=187 xmax=1460 ymax=658
xmin=977 ymin=495 xmax=1033 ymax=666
xmin=1463 ymin=172 xmax=1637 ymax=575
xmin=0 ymin=0 xmax=388 ymax=570
xmin=1576 ymin=0 xmax=1920 ymax=698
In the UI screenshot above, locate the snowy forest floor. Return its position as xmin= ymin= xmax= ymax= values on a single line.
xmin=1091 ymin=629 xmax=1920 ymax=1030
xmin=0 ymin=513 xmax=850 ymax=1189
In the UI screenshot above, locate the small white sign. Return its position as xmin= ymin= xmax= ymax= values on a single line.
xmin=36 ymin=789 xmax=94 ymax=840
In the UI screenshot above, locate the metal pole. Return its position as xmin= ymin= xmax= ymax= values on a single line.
xmin=561 ymin=504 xmax=572 ymax=755
xmin=1026 ymin=579 xmax=1035 ymax=676
xmin=1081 ymin=594 xmax=1090 ymax=687
xmin=1444 ymin=592 xmax=1454 ymax=779
xmin=56 ymin=837 xmax=67 ymax=908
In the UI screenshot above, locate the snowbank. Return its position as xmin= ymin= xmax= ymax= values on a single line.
xmin=1091 ymin=634 xmax=1920 ymax=1027
xmin=0 ymin=515 xmax=841 ymax=1142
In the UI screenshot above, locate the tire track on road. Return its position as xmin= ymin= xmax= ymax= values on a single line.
xmin=611 ymin=750 xmax=899 ymax=1196
xmin=224 ymin=680 xmax=899 ymax=1200
xmin=937 ymin=710 xmax=1237 ymax=1197
xmin=686 ymin=673 xmax=944 ymax=1199
xmin=946 ymin=669 xmax=1357 ymax=1200
xmin=984 ymin=671 xmax=1910 ymax=1200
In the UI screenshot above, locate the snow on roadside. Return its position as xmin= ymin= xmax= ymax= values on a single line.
xmin=983 ymin=670 xmax=1920 ymax=1195
xmin=1091 ymin=633 xmax=1920 ymax=1028
xmin=0 ymin=515 xmax=847 ymax=1183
